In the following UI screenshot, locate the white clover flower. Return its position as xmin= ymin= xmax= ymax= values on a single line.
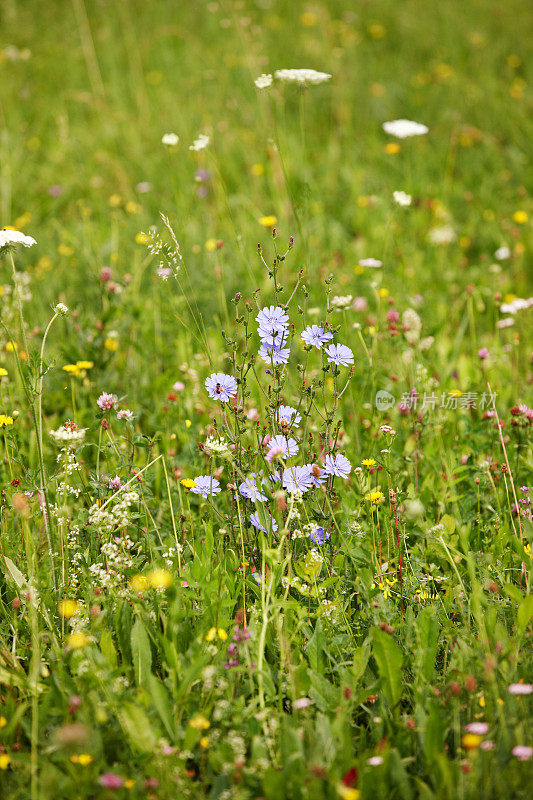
xmin=393 ymin=190 xmax=412 ymax=207
xmin=254 ymin=73 xmax=273 ymax=90
xmin=162 ymin=132 xmax=179 ymax=147
xmin=494 ymin=245 xmax=511 ymax=261
xmin=274 ymin=68 xmax=332 ymax=86
xmin=428 ymin=225 xmax=456 ymax=245
xmin=0 ymin=229 xmax=37 ymax=251
xmin=54 ymin=303 xmax=69 ymax=316
xmin=382 ymin=119 xmax=428 ymax=138
xmin=189 ymin=133 xmax=210 ymax=151
xmin=402 ymin=308 xmax=422 ymax=345
xmin=331 ymin=294 xmax=353 ymax=309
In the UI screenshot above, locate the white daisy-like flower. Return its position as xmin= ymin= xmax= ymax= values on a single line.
xmin=189 ymin=133 xmax=210 ymax=151
xmin=382 ymin=119 xmax=428 ymax=138
xmin=162 ymin=132 xmax=179 ymax=147
xmin=359 ymin=257 xmax=382 ymax=268
xmin=0 ymin=229 xmax=37 ymax=251
xmin=254 ymin=73 xmax=273 ymax=90
xmin=274 ymin=68 xmax=332 ymax=86
xmin=393 ymin=190 xmax=412 ymax=207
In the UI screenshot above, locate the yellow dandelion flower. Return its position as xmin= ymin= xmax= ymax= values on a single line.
xmin=199 ymin=736 xmax=209 ymax=748
xmin=217 ymin=628 xmax=228 ymax=641
xmin=5 ymin=342 xmax=17 ymax=352
xmin=185 ymin=419 xmax=192 ymax=428
xmin=147 ymin=568 xmax=173 ymax=589
xmin=66 ymin=632 xmax=91 ymax=649
xmin=462 ymin=733 xmax=482 ymax=750
xmin=74 ymin=753 xmax=93 ymax=766
xmin=0 ymin=753 xmax=11 ymax=770
xmin=384 ymin=142 xmax=401 ymax=155
xmin=250 ymin=163 xmax=265 ymax=176
xmin=189 ymin=715 xmax=210 ymax=731
xmin=365 ymin=491 xmax=384 ymax=504
xmin=63 ymin=364 xmax=81 ymax=377
xmin=76 ymin=360 xmax=94 ymax=370
xmin=181 ymin=478 xmax=196 ymax=489
xmin=354 ymin=265 xmax=365 ymax=275
xmin=513 ymin=210 xmax=528 ymax=224
xmin=362 ymin=459 xmax=376 ymax=467
xmin=378 ymin=288 xmax=389 ymax=298
xmin=0 ymin=716 xmax=7 ymax=728
xmin=205 ymin=627 xmax=217 ymax=642
xmin=104 ymin=337 xmax=119 ymax=352
xmin=124 ymin=779 xmax=135 ymax=789
xmin=0 ymin=415 xmax=14 ymax=428
xmin=205 ymin=238 xmax=217 ymax=252
xmin=58 ymin=599 xmax=80 ymax=619
xmin=337 ymin=787 xmax=360 ymax=800
xmin=129 ymin=574 xmax=149 ymax=593
xmin=108 ymin=194 xmax=122 ymax=207
xmin=258 ymin=215 xmax=277 ymax=227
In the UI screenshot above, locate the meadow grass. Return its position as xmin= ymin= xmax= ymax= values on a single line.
xmin=0 ymin=0 xmax=531 ymax=798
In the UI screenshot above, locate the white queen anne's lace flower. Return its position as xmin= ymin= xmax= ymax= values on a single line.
xmin=274 ymin=68 xmax=332 ymax=86
xmin=189 ymin=133 xmax=210 ymax=151
xmin=0 ymin=229 xmax=37 ymax=251
xmin=393 ymin=190 xmax=412 ymax=207
xmin=162 ymin=132 xmax=179 ymax=147
xmin=382 ymin=119 xmax=428 ymax=138
xmin=254 ymin=73 xmax=273 ymax=89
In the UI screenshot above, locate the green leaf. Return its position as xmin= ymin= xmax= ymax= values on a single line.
xmin=2 ymin=557 xmax=27 ymax=589
xmin=148 ymin=674 xmax=174 ymax=738
xmin=372 ymin=628 xmax=403 ymax=707
xmin=517 ymin=593 xmax=533 ymax=636
xmin=305 ymin=619 xmax=325 ymax=673
xmin=99 ymin=629 xmax=117 ymax=669
xmin=131 ymin=617 xmax=152 ymax=687
xmin=118 ymin=702 xmax=157 ymax=752
xmin=415 ymin=608 xmax=439 ymax=683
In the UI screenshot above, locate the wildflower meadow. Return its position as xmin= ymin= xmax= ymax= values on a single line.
xmin=0 ymin=1 xmax=532 ymax=798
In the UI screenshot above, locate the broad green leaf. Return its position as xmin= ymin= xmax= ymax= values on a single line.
xmin=517 ymin=593 xmax=533 ymax=636
xmin=118 ymin=702 xmax=157 ymax=752
xmin=372 ymin=628 xmax=403 ymax=707
xmin=148 ymin=674 xmax=174 ymax=738
xmin=131 ymin=617 xmax=152 ymax=686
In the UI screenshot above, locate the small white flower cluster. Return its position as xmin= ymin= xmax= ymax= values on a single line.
xmin=54 ymin=302 xmax=69 ymax=316
xmin=274 ymin=68 xmax=332 ymax=86
xmin=189 ymin=133 xmax=210 ymax=151
xmin=162 ymin=544 xmax=182 ymax=567
xmin=50 ymin=426 xmax=87 ymax=446
xmin=88 ymin=491 xmax=139 ymax=534
xmin=162 ymin=132 xmax=179 ymax=147
xmin=428 ymin=225 xmax=456 ymax=245
xmin=402 ymin=308 xmax=422 ymax=345
xmin=0 ymin=229 xmax=37 ymax=251
xmin=254 ymin=73 xmax=273 ymax=89
xmin=382 ymin=119 xmax=428 ymax=138
xmin=331 ymin=294 xmax=353 ymax=310
xmin=393 ymin=190 xmax=412 ymax=207
xmin=204 ymin=435 xmax=231 ymax=458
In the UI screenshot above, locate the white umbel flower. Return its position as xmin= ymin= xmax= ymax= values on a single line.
xmin=494 ymin=245 xmax=511 ymax=261
xmin=0 ymin=229 xmax=37 ymax=251
xmin=274 ymin=68 xmax=332 ymax=86
xmin=382 ymin=119 xmax=428 ymax=138
xmin=254 ymin=73 xmax=273 ymax=89
xmin=189 ymin=133 xmax=210 ymax=151
xmin=428 ymin=225 xmax=455 ymax=245
xmin=162 ymin=132 xmax=179 ymax=147
xmin=359 ymin=257 xmax=382 ymax=268
xmin=50 ymin=426 xmax=87 ymax=446
xmin=393 ymin=190 xmax=412 ymax=207
xmin=54 ymin=303 xmax=69 ymax=316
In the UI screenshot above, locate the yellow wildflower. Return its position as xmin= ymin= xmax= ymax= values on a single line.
xmin=129 ymin=574 xmax=149 ymax=593
xmin=189 ymin=715 xmax=210 ymax=731
xmin=76 ymin=360 xmax=94 ymax=370
xmin=185 ymin=419 xmax=192 ymax=428
xmin=250 ymin=163 xmax=265 ymax=176
xmin=125 ymin=201 xmax=141 ymax=215
xmin=124 ymin=779 xmax=135 ymax=789
xmin=181 ymin=478 xmax=196 ymax=490
xmin=199 ymin=736 xmax=209 ymax=748
xmin=378 ymin=288 xmax=389 ymax=298
xmin=5 ymin=342 xmax=17 ymax=352
xmin=104 ymin=337 xmax=119 ymax=352
xmin=66 ymin=632 xmax=91 ymax=649
xmin=258 ymin=215 xmax=277 ymax=227
xmin=147 ymin=568 xmax=173 ymax=589
xmin=58 ymin=599 xmax=80 ymax=619
xmin=385 ymin=142 xmax=401 ymax=154
xmin=205 ymin=239 xmax=217 ymax=252
xmin=217 ymin=628 xmax=228 ymax=641
xmin=462 ymin=733 xmax=482 ymax=750
xmin=513 ymin=210 xmax=528 ymax=224
xmin=362 ymin=459 xmax=376 ymax=467
xmin=365 ymin=491 xmax=384 ymax=504
xmin=0 ymin=716 xmax=7 ymax=728
xmin=0 ymin=753 xmax=10 ymax=770
xmin=205 ymin=627 xmax=217 ymax=642
xmin=108 ymin=194 xmax=122 ymax=207
xmin=57 ymin=243 xmax=74 ymax=257
xmin=135 ymin=232 xmax=151 ymax=245
xmin=63 ymin=364 xmax=81 ymax=376
xmin=448 ymin=389 xmax=462 ymax=398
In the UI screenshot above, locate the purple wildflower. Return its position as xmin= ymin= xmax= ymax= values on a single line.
xmin=205 ymin=372 xmax=238 ymax=403
xmin=259 ymin=340 xmax=290 ymax=365
xmin=512 ymin=745 xmax=532 ymax=761
xmin=117 ymin=409 xmax=133 ymax=420
xmin=310 ymin=525 xmax=330 ymax=545
xmin=239 ymin=474 xmax=267 ymax=503
xmin=191 ymin=475 xmax=221 ymax=499
xmin=250 ymin=511 xmax=278 ymax=533
xmin=282 ymin=465 xmax=314 ymax=494
xmin=301 ymin=324 xmax=333 ymax=349
xmin=97 ymin=392 xmax=117 ymax=411
xmin=323 ymin=453 xmax=352 ymax=479
xmin=276 ymin=404 xmax=302 ymax=427
xmin=99 ymin=774 xmax=124 ymax=789
xmin=267 ymin=434 xmax=298 ymax=458
xmin=464 ymin=722 xmax=489 ymax=735
xmin=325 ymin=343 xmax=354 ymax=367
xmin=256 ymin=305 xmax=289 ymax=342
xmin=508 ymin=683 xmax=533 ymax=695
xmin=108 ymin=476 xmax=122 ymax=491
